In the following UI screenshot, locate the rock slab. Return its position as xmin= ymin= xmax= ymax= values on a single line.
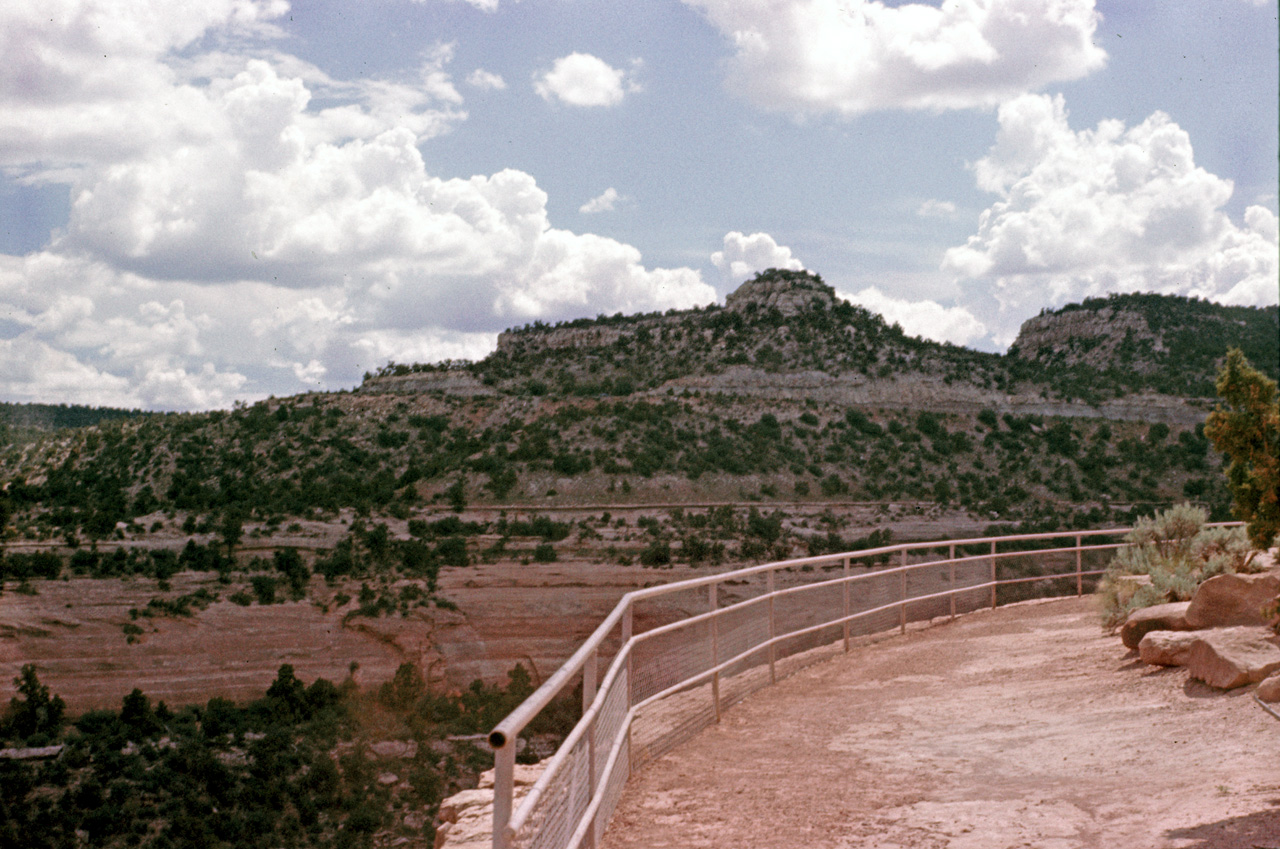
xmin=1138 ymin=631 xmax=1200 ymax=667
xmin=1120 ymin=602 xmax=1193 ymax=650
xmin=1184 ymin=572 xmax=1280 ymax=628
xmin=1185 ymin=626 xmax=1280 ymax=690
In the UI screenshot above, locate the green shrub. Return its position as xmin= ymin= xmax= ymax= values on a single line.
xmin=1097 ymin=503 xmax=1252 ymax=629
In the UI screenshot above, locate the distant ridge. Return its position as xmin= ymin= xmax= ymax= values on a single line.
xmin=367 ymin=269 xmax=1278 ymax=406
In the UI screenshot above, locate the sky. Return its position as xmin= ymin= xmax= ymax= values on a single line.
xmin=0 ymin=0 xmax=1276 ymax=412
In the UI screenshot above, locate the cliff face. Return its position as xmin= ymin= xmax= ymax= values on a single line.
xmin=1011 ymin=306 xmax=1164 ymax=373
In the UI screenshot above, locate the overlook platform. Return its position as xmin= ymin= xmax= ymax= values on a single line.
xmin=600 ymin=597 xmax=1280 ymax=849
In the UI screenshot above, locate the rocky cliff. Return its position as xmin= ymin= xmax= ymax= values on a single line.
xmin=1011 ymin=306 xmax=1163 ymax=372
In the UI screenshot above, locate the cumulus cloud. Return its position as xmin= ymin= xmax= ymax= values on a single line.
xmin=580 ymin=187 xmax=622 ymax=214
xmin=534 ymin=53 xmax=637 ymax=107
xmin=840 ymin=286 xmax=986 ymax=347
xmin=684 ymin=0 xmax=1106 ymax=117
xmin=467 ymin=68 xmax=507 ymax=90
xmin=0 ymin=4 xmax=713 ymax=410
xmin=943 ymin=93 xmax=1280 ymax=346
xmin=0 ymin=0 xmax=290 ymax=180
xmin=711 ymin=231 xmax=804 ymax=280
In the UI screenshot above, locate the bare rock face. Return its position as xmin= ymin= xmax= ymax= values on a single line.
xmin=1010 ymin=307 xmax=1158 ymax=371
xmin=435 ymin=762 xmax=546 ymax=849
xmin=1120 ymin=601 xmax=1194 ymax=649
xmin=1257 ymin=672 xmax=1280 ymax=703
xmin=1185 ymin=626 xmax=1280 ymax=690
xmin=724 ymin=269 xmax=836 ymax=316
xmin=1138 ymin=630 xmax=1200 ymax=667
xmin=1184 ymin=572 xmax=1280 ymax=628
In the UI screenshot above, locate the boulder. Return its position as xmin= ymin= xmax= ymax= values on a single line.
xmin=1138 ymin=630 xmax=1200 ymax=667
xmin=1184 ymin=572 xmax=1280 ymax=628
xmin=1120 ymin=602 xmax=1193 ymax=650
xmin=1185 ymin=626 xmax=1280 ymax=690
xmin=1257 ymin=672 xmax=1280 ymax=704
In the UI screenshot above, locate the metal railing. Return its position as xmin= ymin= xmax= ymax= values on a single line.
xmin=484 ymin=527 xmax=1140 ymax=849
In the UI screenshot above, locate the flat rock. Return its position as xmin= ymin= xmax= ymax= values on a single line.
xmin=1257 ymin=672 xmax=1280 ymax=704
xmin=1184 ymin=572 xmax=1280 ymax=628
xmin=1185 ymin=626 xmax=1280 ymax=690
xmin=1120 ymin=602 xmax=1193 ymax=650
xmin=1138 ymin=630 xmax=1200 ymax=667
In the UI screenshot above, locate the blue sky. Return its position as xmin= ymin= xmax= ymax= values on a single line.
xmin=0 ymin=0 xmax=1276 ymax=410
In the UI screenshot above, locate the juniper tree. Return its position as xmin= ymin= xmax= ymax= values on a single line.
xmin=1204 ymin=349 xmax=1280 ymax=551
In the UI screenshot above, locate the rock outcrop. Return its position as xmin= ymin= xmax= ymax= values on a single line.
xmin=435 ymin=762 xmax=546 ymax=849
xmin=1120 ymin=601 xmax=1194 ymax=650
xmin=1011 ymin=307 xmax=1159 ymax=372
xmin=1137 ymin=630 xmax=1200 ymax=667
xmin=724 ymin=269 xmax=837 ymax=316
xmin=1184 ymin=572 xmax=1280 ymax=628
xmin=1184 ymin=627 xmax=1280 ymax=690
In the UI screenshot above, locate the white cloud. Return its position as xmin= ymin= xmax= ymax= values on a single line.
xmin=0 ymin=11 xmax=713 ymax=410
xmin=418 ymin=0 xmax=501 ymax=10
xmin=684 ymin=0 xmax=1106 ymax=117
xmin=534 ymin=53 xmax=636 ymax=107
xmin=0 ymin=0 xmax=290 ymax=180
xmin=943 ymin=93 xmax=1280 ymax=346
xmin=840 ymin=286 xmax=986 ymax=346
xmin=580 ymin=187 xmax=622 ymax=214
xmin=712 ymin=231 xmax=804 ymax=280
xmin=467 ymin=68 xmax=507 ymax=90
xmin=917 ymin=199 xmax=957 ymax=218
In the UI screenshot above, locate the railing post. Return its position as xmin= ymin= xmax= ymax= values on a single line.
xmin=709 ymin=582 xmax=721 ymax=723
xmin=949 ymin=543 xmax=956 ymax=621
xmin=899 ymin=548 xmax=908 ymax=634
xmin=990 ymin=540 xmax=998 ymax=609
xmin=767 ymin=569 xmax=776 ymax=685
xmin=1075 ymin=534 xmax=1083 ymax=596
xmin=492 ymin=744 xmax=515 ymax=849
xmin=842 ymin=556 xmax=851 ymax=652
xmin=622 ymin=605 xmax=633 ymax=778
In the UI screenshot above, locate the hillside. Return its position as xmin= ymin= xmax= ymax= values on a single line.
xmin=3 ymin=270 xmax=1275 ymax=551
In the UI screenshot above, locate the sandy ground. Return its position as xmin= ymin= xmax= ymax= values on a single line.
xmin=602 ymin=597 xmax=1280 ymax=849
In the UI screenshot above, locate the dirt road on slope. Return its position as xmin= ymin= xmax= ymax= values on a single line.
xmin=603 ymin=597 xmax=1280 ymax=849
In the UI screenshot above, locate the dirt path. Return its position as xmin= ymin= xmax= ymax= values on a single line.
xmin=602 ymin=597 xmax=1280 ymax=849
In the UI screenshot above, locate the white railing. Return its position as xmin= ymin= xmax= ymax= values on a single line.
xmin=484 ymin=527 xmax=1140 ymax=849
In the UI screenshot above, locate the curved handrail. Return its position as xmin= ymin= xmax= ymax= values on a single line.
xmin=486 ymin=523 xmax=1240 ymax=849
